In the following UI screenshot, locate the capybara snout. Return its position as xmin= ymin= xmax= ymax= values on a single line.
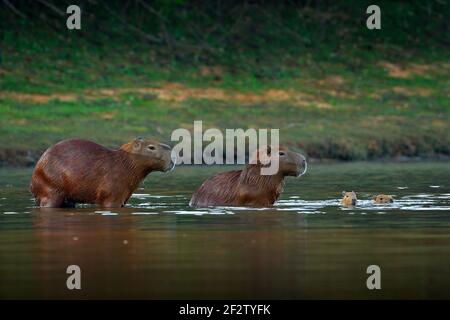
xmin=120 ymin=138 xmax=175 ymax=172
xmin=253 ymin=145 xmax=307 ymax=177
xmin=289 ymin=152 xmax=307 ymax=177
xmin=281 ymin=151 xmax=306 ymax=177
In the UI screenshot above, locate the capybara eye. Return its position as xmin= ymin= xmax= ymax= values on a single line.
xmin=148 ymin=145 xmax=156 ymax=150
xmin=279 ymin=151 xmax=285 ymax=156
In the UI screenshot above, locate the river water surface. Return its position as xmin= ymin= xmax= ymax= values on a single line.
xmin=0 ymin=162 xmax=449 ymax=299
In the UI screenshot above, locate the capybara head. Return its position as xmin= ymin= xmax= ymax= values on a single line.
xmin=373 ymin=194 xmax=394 ymax=204
xmin=341 ymin=191 xmax=357 ymax=206
xmin=121 ymin=137 xmax=175 ymax=172
xmin=250 ymin=145 xmax=307 ymax=177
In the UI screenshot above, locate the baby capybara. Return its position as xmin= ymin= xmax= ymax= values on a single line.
xmin=341 ymin=191 xmax=357 ymax=206
xmin=373 ymin=194 xmax=394 ymax=204
xmin=30 ymin=138 xmax=175 ymax=208
xmin=190 ymin=145 xmax=307 ymax=207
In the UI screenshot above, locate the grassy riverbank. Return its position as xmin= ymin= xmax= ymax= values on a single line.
xmin=0 ymin=1 xmax=448 ymax=166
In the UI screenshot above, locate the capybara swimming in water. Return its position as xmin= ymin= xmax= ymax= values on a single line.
xmin=373 ymin=194 xmax=394 ymax=204
xmin=341 ymin=191 xmax=357 ymax=206
xmin=30 ymin=138 xmax=175 ymax=208
xmin=189 ymin=145 xmax=307 ymax=207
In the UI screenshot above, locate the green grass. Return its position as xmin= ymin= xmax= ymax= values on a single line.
xmin=0 ymin=74 xmax=448 ymax=161
xmin=0 ymin=1 xmax=449 ymax=164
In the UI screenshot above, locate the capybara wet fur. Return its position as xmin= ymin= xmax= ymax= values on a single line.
xmin=341 ymin=191 xmax=357 ymax=206
xmin=373 ymin=194 xmax=394 ymax=203
xmin=190 ymin=145 xmax=307 ymax=207
xmin=30 ymin=138 xmax=175 ymax=208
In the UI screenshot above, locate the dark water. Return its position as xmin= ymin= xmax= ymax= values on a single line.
xmin=0 ymin=162 xmax=449 ymax=299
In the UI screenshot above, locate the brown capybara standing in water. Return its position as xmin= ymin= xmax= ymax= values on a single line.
xmin=30 ymin=138 xmax=175 ymax=208
xmin=189 ymin=145 xmax=307 ymax=207
xmin=373 ymin=194 xmax=394 ymax=204
xmin=341 ymin=191 xmax=357 ymax=206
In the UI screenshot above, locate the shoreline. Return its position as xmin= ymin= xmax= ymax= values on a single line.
xmin=1 ymin=147 xmax=448 ymax=168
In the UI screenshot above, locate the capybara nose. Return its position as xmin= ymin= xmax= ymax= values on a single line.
xmin=164 ymin=159 xmax=176 ymax=172
xmin=159 ymin=143 xmax=171 ymax=150
xmin=352 ymin=199 xmax=356 ymax=206
xmin=297 ymin=155 xmax=307 ymax=177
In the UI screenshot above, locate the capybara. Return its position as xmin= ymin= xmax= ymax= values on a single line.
xmin=373 ymin=194 xmax=394 ymax=204
xmin=341 ymin=191 xmax=357 ymax=206
xmin=30 ymin=138 xmax=175 ymax=208
xmin=189 ymin=145 xmax=307 ymax=207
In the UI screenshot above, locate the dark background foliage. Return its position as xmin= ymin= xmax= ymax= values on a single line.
xmin=0 ymin=1 xmax=448 ymax=165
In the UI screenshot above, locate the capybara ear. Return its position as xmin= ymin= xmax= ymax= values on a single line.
xmin=250 ymin=145 xmax=271 ymax=165
xmin=342 ymin=191 xmax=346 ymax=196
xmin=133 ymin=139 xmax=142 ymax=151
xmin=259 ymin=145 xmax=272 ymax=164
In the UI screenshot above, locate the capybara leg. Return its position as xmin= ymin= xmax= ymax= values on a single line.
xmin=96 ymin=192 xmax=125 ymax=208
xmin=61 ymin=199 xmax=76 ymax=208
xmin=39 ymin=195 xmax=64 ymax=208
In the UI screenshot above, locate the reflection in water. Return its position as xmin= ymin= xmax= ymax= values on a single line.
xmin=0 ymin=162 xmax=449 ymax=299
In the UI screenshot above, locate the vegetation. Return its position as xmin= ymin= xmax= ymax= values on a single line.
xmin=0 ymin=0 xmax=449 ymax=165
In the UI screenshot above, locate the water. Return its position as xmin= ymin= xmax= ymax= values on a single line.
xmin=0 ymin=162 xmax=449 ymax=299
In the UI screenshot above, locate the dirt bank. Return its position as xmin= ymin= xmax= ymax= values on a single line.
xmin=1 ymin=147 xmax=448 ymax=168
